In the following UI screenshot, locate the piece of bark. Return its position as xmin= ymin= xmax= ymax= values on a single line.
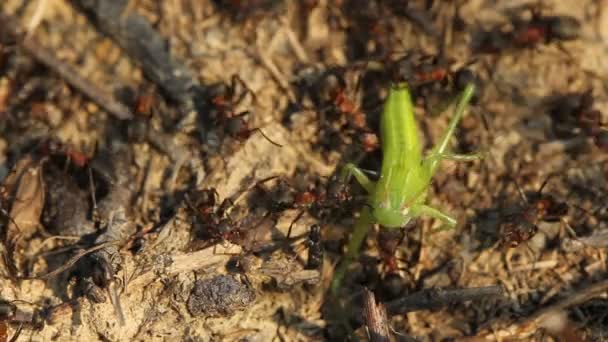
xmin=363 ymin=288 xmax=391 ymax=342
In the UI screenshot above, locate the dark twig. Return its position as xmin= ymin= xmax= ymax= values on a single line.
xmin=0 ymin=12 xmax=133 ymax=120
xmin=68 ymin=0 xmax=203 ymax=114
xmin=18 ymin=241 xmax=116 ymax=280
xmin=362 ymin=288 xmax=391 ymax=342
xmin=384 ymin=285 xmax=504 ymax=316
xmin=20 ymin=37 xmax=133 ymax=120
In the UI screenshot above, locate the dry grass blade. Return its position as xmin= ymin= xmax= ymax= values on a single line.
xmin=7 ymin=161 xmax=44 ymax=243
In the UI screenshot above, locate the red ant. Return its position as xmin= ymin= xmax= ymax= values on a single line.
xmin=499 ymin=175 xmax=569 ymax=248
xmin=254 ymin=175 xmax=355 ymax=238
xmin=312 ymin=68 xmax=380 ymax=152
xmin=376 ymin=228 xmax=407 ymax=275
xmin=38 ymin=139 xmax=91 ymax=168
xmin=388 ymin=53 xmax=482 ymax=101
xmin=185 ymin=188 xmax=245 ymax=246
xmin=549 ymin=90 xmax=607 ymax=151
xmin=382 ymin=53 xmax=483 ymax=118
xmin=476 ymin=6 xmax=580 ymax=53
xmin=207 ymin=75 xmax=282 ymax=147
xmin=510 ymin=8 xmax=580 ymax=48
xmin=315 ymin=68 xmax=368 ymax=131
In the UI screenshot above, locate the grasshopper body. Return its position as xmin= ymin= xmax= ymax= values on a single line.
xmin=333 ymin=83 xmax=480 ymax=293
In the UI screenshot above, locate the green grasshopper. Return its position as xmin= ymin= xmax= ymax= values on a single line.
xmin=331 ymin=83 xmax=481 ymax=294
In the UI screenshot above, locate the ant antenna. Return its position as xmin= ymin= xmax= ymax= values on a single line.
xmin=537 ymin=174 xmax=557 ymax=196
xmin=511 ymin=177 xmax=529 ymax=204
xmin=252 ymin=128 xmax=283 ymax=147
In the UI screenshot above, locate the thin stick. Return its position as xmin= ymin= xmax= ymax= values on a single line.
xmin=19 ymin=37 xmax=133 ymax=120
xmin=363 ymin=288 xmax=391 ymax=342
xmin=19 ymin=241 xmax=116 ymax=280
xmin=384 ymin=285 xmax=504 ymax=316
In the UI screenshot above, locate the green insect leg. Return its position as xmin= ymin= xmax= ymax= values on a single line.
xmin=427 ymin=84 xmax=476 ymax=175
xmin=340 ymin=163 xmax=375 ymax=194
xmin=331 ymin=206 xmax=374 ymax=295
xmin=411 ymin=204 xmax=457 ymax=228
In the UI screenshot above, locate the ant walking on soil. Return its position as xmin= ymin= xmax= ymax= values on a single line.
xmin=206 ymin=75 xmax=282 ymax=147
xmin=499 ymin=175 xmax=570 ymax=248
xmin=185 ymin=188 xmax=247 ymax=247
xmin=548 ymin=90 xmax=608 ymax=151
xmin=476 ymin=5 xmax=580 ymax=53
xmin=0 ymin=298 xmax=76 ymax=341
xmin=312 ymin=67 xmax=380 ymax=152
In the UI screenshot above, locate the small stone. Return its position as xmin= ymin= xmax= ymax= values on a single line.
xmin=187 ymin=275 xmax=255 ymax=317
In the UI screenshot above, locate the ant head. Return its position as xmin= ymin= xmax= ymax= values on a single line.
xmin=272 ymin=185 xmax=295 ymax=209
xmin=197 ymin=188 xmax=220 ymax=207
xmin=0 ymin=300 xmax=16 ymax=319
xmin=547 ymin=16 xmax=581 ymax=40
xmin=390 ymin=56 xmax=415 ymax=83
xmin=92 ymin=258 xmax=114 ymax=288
xmin=454 ymin=68 xmax=481 ymax=95
xmin=206 ymin=82 xmax=230 ymax=102
xmin=309 ymin=224 xmax=321 ymax=236
xmin=318 ymin=69 xmax=347 ymax=102
xmin=226 ymin=116 xmax=248 ymax=137
xmin=595 ymin=131 xmax=608 ymax=152
xmin=217 ymin=219 xmax=234 ymax=235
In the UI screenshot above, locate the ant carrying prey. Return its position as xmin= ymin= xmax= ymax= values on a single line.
xmin=499 ymin=175 xmax=569 ymax=248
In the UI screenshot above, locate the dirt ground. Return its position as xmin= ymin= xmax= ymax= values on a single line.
xmin=1 ymin=0 xmax=608 ymax=341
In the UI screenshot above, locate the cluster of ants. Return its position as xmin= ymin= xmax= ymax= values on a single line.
xmin=177 ymin=3 xmax=603 ymax=285
xmin=1 ymin=1 xmax=605 ymax=339
xmin=183 ymin=174 xmax=357 ymax=265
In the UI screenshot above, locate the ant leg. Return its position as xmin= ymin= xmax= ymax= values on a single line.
xmin=331 ymin=207 xmax=374 ymax=295
xmin=560 ymin=217 xmax=577 ymax=239
xmin=340 ymin=163 xmax=375 ymax=194
xmin=287 ymin=210 xmax=305 ymax=239
xmin=427 ymin=84 xmax=476 ymax=174
xmin=231 ymin=74 xmax=258 ymax=105
xmin=410 ymin=204 xmax=457 ymax=228
xmin=250 ymin=128 xmax=283 ymax=147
